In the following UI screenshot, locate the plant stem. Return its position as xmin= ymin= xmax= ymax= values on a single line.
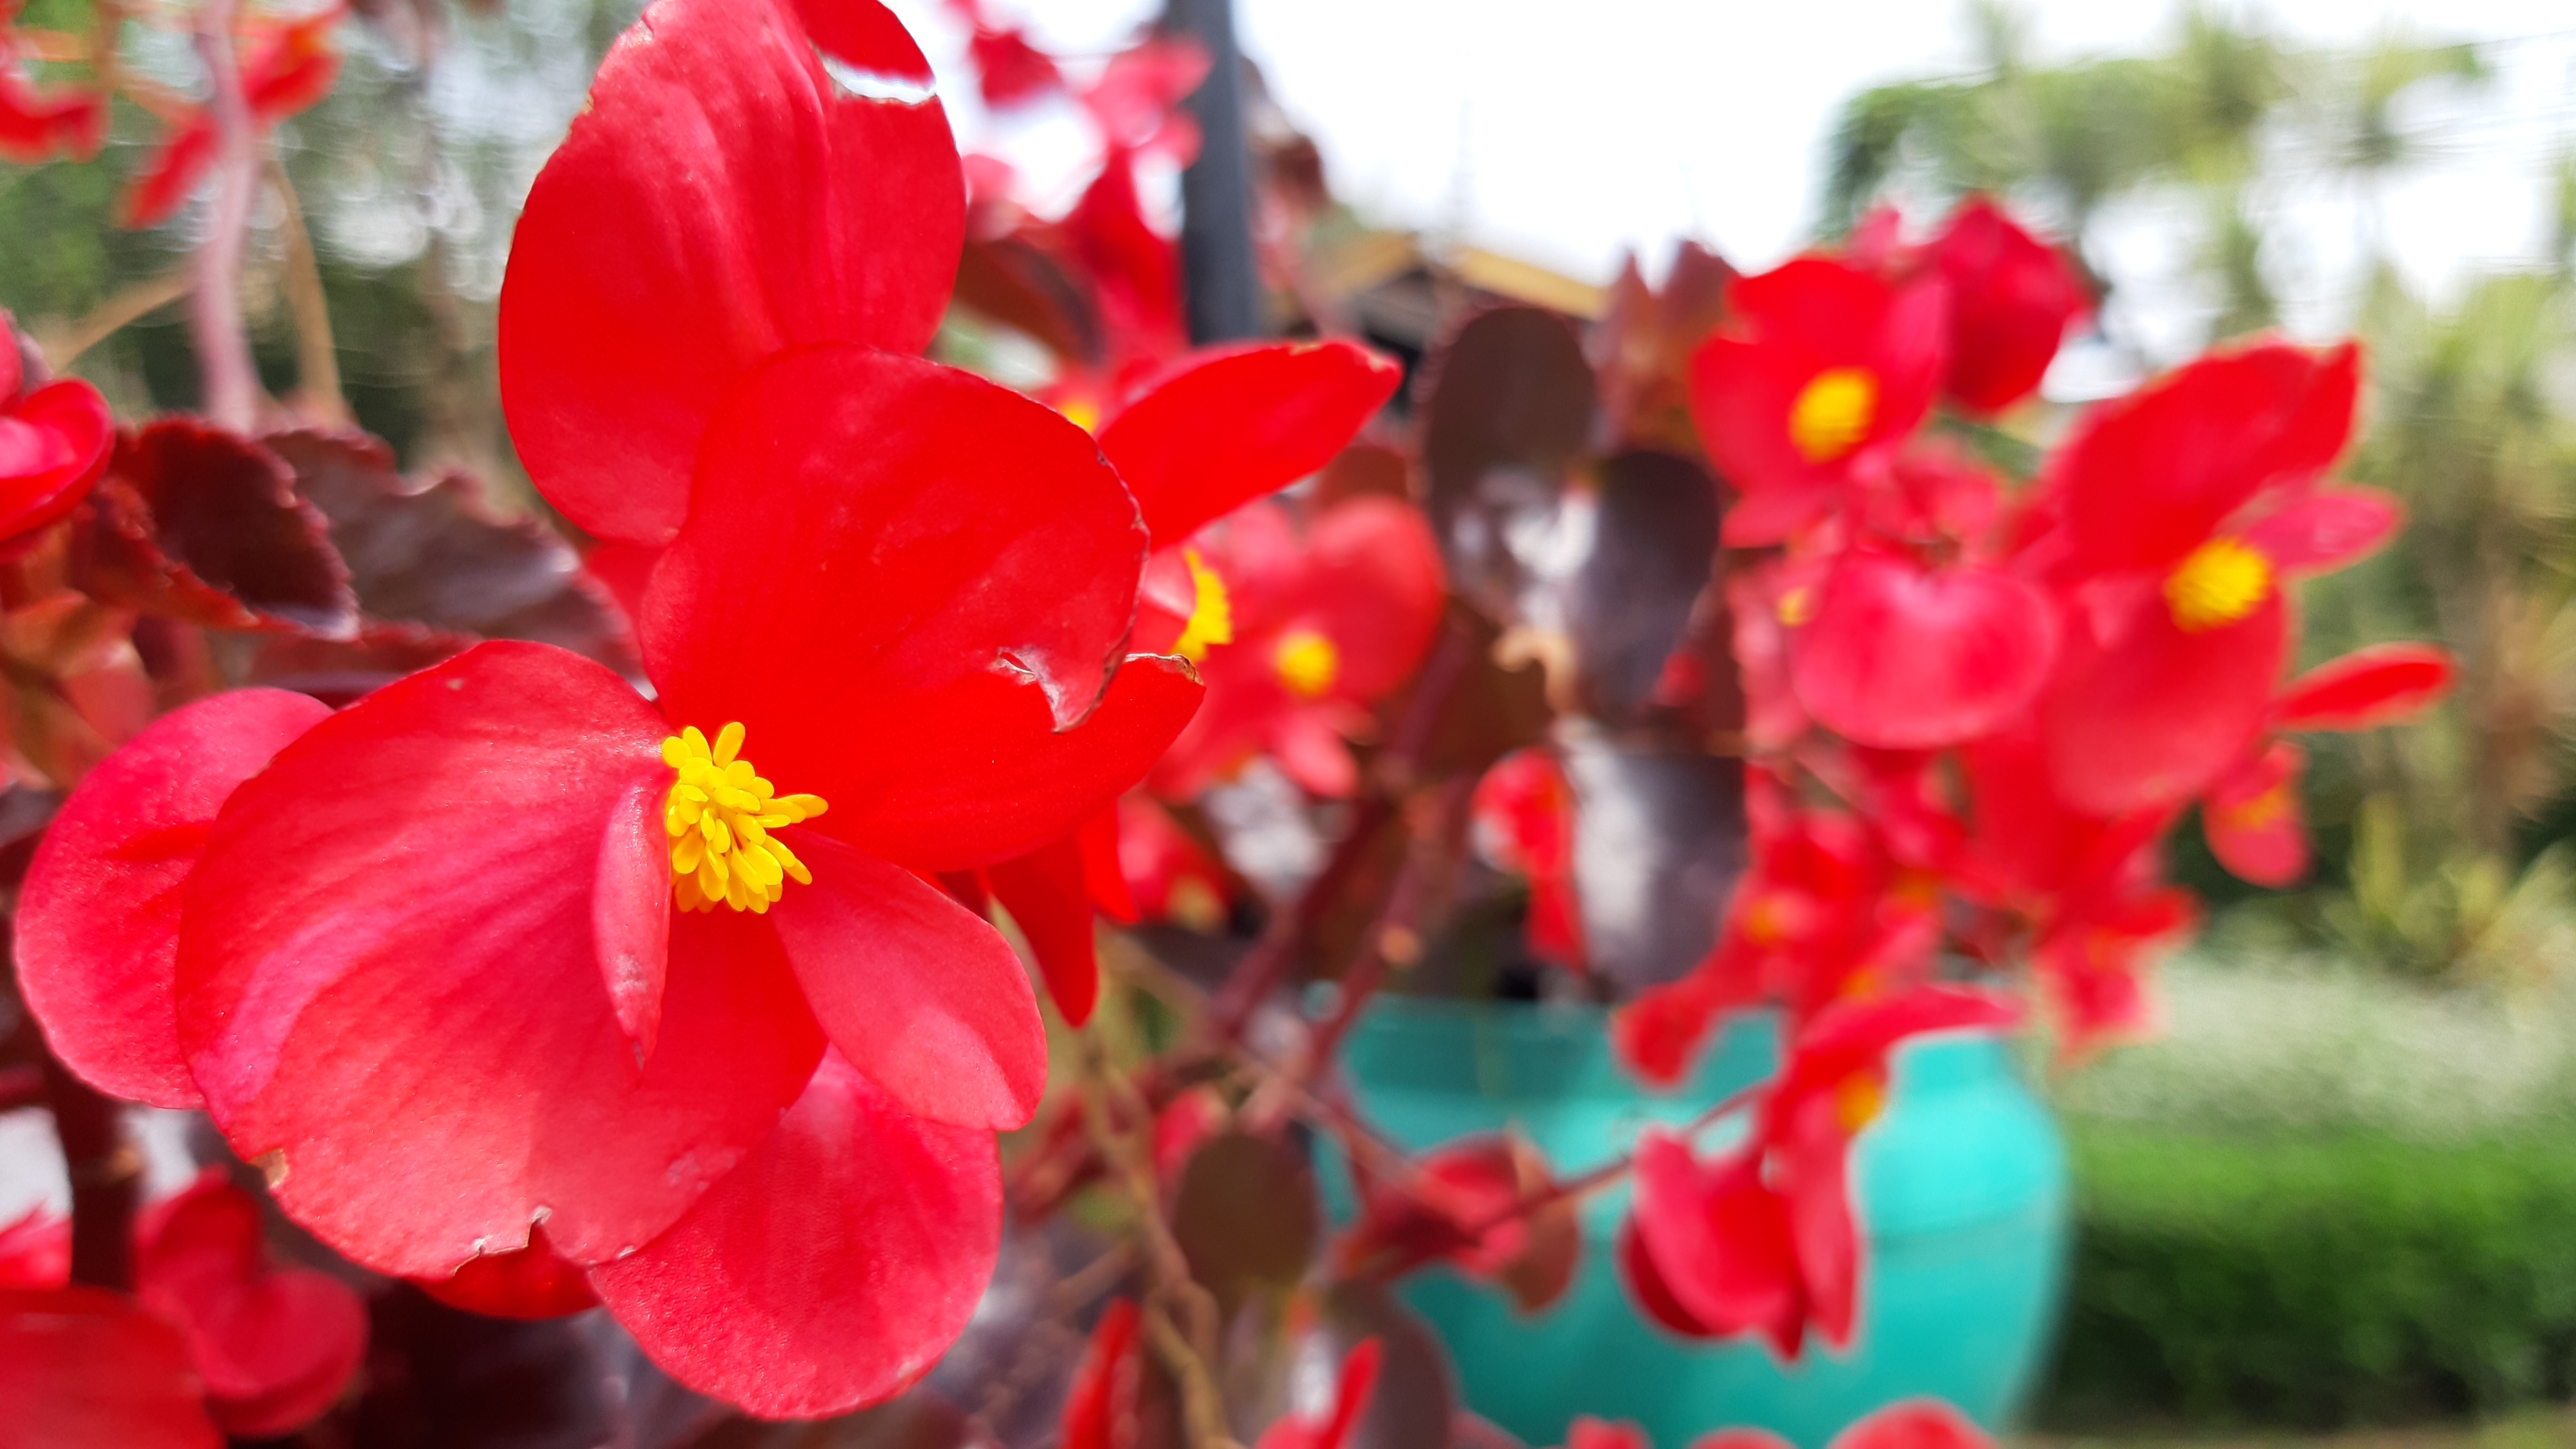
xmin=190 ymin=0 xmax=261 ymax=433
xmin=264 ymin=150 xmax=347 ymax=425
xmin=40 ymin=1052 xmax=137 ymax=1291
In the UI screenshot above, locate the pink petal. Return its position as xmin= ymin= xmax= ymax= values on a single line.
xmin=0 ymin=1287 xmax=223 ymax=1448
xmin=769 ymin=832 xmax=1046 ymax=1131
xmin=2273 ymin=643 xmax=2455 ymax=731
xmin=174 ymin=643 xmax=824 ymax=1276
xmin=1788 ymin=553 xmax=2057 ymax=750
xmin=2241 ymin=488 xmax=2402 ymax=574
xmin=17 ymin=688 xmax=330 ymax=1110
xmin=2202 ymin=740 xmax=2308 ymax=888
xmin=590 ymin=1052 xmax=1001 ymax=1420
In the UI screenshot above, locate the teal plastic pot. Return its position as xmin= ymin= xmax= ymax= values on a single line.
xmin=1322 ymin=997 xmax=2068 ymax=1448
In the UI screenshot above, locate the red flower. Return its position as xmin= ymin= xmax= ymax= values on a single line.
xmin=0 ymin=1 xmax=103 ymax=165
xmin=1928 ymin=197 xmax=2089 ymax=415
xmin=1060 ymin=1300 xmax=1146 ymax=1449
xmin=1471 ymin=747 xmax=1584 ymax=971
xmin=1116 ymin=794 xmax=1235 ymax=931
xmin=1689 ymin=257 xmax=1947 ymax=546
xmin=1832 ymin=1399 xmax=1993 ymax=1449
xmin=1623 ymin=987 xmax=2018 ymax=1356
xmin=1785 ymin=548 xmax=2057 ymax=751
xmin=1255 ymin=1337 xmax=1381 ymax=1449
xmin=20 ymin=0 xmax=1202 ymax=1417
xmin=0 ymin=328 xmax=113 ymax=549
xmin=2030 ymin=341 xmax=2391 ymax=815
xmin=981 ymin=341 xmax=1400 ymax=1024
xmin=123 ymin=6 xmax=346 ymax=229
xmin=0 ymin=1174 xmax=367 ymax=1439
xmin=0 ymin=1288 xmax=221 ymax=1448
xmin=1334 ymin=1132 xmax=1579 ymax=1314
xmin=1153 ymin=495 xmax=1447 ymax=799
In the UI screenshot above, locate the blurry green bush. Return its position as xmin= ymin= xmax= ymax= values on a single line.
xmin=2042 ymin=960 xmax=2576 ymax=1429
xmin=2044 ymin=1125 xmax=2576 ymax=1429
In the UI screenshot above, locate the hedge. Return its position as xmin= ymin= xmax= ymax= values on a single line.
xmin=2040 ymin=1123 xmax=2576 ymax=1430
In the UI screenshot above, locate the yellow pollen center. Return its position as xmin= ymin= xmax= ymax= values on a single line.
xmin=1833 ymin=1073 xmax=1887 ymax=1135
xmin=661 ymin=723 xmax=828 ymax=914
xmin=1059 ymin=397 xmax=1103 ymax=434
xmin=1775 ymin=585 xmax=1818 ymax=627
xmin=1788 ymin=367 xmax=1878 ymax=464
xmin=2164 ymin=537 xmax=2274 ymax=633
xmin=2218 ymin=783 xmax=2289 ymax=833
xmin=1172 ymin=548 xmax=1234 ymax=663
xmin=1274 ymin=629 xmax=1340 ymax=700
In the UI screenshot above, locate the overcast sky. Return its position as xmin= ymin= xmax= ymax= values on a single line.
xmin=891 ymin=0 xmax=2576 ymax=357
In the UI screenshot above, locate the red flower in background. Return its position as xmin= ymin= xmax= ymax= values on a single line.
xmin=0 ymin=0 xmax=103 ymax=164
xmin=0 ymin=325 xmax=113 ymax=548
xmin=1117 ymin=794 xmax=1236 ymax=931
xmin=1154 ymin=494 xmax=1446 ymax=800
xmin=1255 ymin=1338 xmax=1382 ymax=1449
xmin=1541 ymin=1398 xmax=1995 ymax=1449
xmin=17 ymin=0 xmax=1202 ymax=1417
xmin=1473 ymin=747 xmax=1586 ymax=970
xmin=1690 ymin=257 xmax=1946 ymax=546
xmin=0 ymin=1174 xmax=367 ymax=1440
xmin=1623 ymin=988 xmax=2017 ymax=1357
xmin=1333 ymin=1132 xmax=1579 ymax=1314
xmin=2028 ymin=341 xmax=2389 ymax=816
xmin=123 ymin=6 xmax=345 ymax=229
xmin=1928 ymin=197 xmax=2090 ymax=415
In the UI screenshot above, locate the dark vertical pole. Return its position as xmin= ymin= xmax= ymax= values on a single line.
xmin=1163 ymin=0 xmax=1263 ymax=344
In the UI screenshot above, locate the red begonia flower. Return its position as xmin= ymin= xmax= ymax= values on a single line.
xmin=976 ymin=339 xmax=1395 ymax=1026
xmin=135 ymin=1175 xmax=368 ymax=1438
xmin=1613 ymin=968 xmax=1752 ymax=1091
xmin=966 ymin=22 xmax=1062 ymax=107
xmin=0 ymin=1287 xmax=222 ymax=1448
xmin=1786 ymin=549 xmax=2057 ymax=751
xmin=123 ymin=7 xmax=344 ymax=229
xmin=2201 ymin=739 xmax=2307 ymax=887
xmin=1255 ymin=1338 xmax=1382 ymax=1449
xmin=1335 ymin=1133 xmax=1579 ymax=1313
xmin=1472 ymin=747 xmax=1585 ymax=970
xmin=1155 ymin=496 xmax=1446 ymax=799
xmin=17 ymin=689 xmax=330 ymax=1110
xmin=1830 ymin=1399 xmax=1993 ymax=1449
xmin=498 ymin=0 xmax=960 ymax=546
xmin=0 ymin=1174 xmax=367 ymax=1439
xmin=1928 ymin=197 xmax=2089 ymax=416
xmin=1696 ymin=1433 xmax=1797 ymax=1449
xmin=1066 ymin=143 xmax=1188 ymax=371
xmin=2034 ymin=343 xmax=2370 ymax=815
xmin=1690 ymin=257 xmax=1947 ymax=546
xmin=1625 ymin=988 xmax=2018 ymax=1356
xmin=2273 ymin=643 xmax=2456 ymax=730
xmin=0 ymin=1 xmax=103 ymax=165
xmin=0 ymin=360 xmax=113 ymax=549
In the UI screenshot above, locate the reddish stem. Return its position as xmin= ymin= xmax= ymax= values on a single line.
xmin=190 ymin=0 xmax=260 ymax=432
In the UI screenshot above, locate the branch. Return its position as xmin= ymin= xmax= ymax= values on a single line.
xmin=264 ymin=150 xmax=348 ymax=426
xmin=36 ymin=269 xmax=191 ymax=372
xmin=40 ymin=1052 xmax=138 ymax=1291
xmin=190 ymin=0 xmax=261 ymax=433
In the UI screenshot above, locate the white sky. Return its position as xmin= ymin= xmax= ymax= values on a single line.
xmin=891 ymin=0 xmax=2576 ymax=361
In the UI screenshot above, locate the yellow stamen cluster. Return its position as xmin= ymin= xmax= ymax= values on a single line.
xmin=2164 ymin=537 xmax=2274 ymax=633
xmin=661 ymin=723 xmax=827 ymax=914
xmin=2217 ymin=783 xmax=2289 ymax=833
xmin=1788 ymin=367 xmax=1878 ymax=464
xmin=1172 ymin=548 xmax=1234 ymax=663
xmin=1273 ymin=628 xmax=1341 ymax=700
xmin=1833 ymin=1073 xmax=1888 ymax=1135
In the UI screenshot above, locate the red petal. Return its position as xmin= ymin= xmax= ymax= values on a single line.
xmin=0 ymin=378 xmax=114 ymax=544
xmin=2241 ymin=488 xmax=2400 ymax=574
xmin=1693 ymin=1433 xmax=1799 ymax=1449
xmin=1618 ymin=1218 xmax=1713 ymax=1337
xmin=986 ymin=831 xmax=1102 ymax=1027
xmin=2040 ymin=585 xmax=2286 ymax=815
xmin=2052 ymin=343 xmax=2358 ymax=574
xmin=1570 ymin=1418 xmax=1657 ymax=1449
xmin=1099 ymin=342 xmax=1402 ymax=545
xmin=1779 ymin=1092 xmax=1860 ymax=1350
xmin=119 ymin=117 xmax=217 ymax=229
xmin=175 ymin=643 xmax=824 ymax=1276
xmin=1629 ymin=1134 xmax=1800 ymax=1338
xmin=2274 ymin=643 xmax=2455 ymax=730
xmin=1788 ymin=553 xmax=2057 ymax=750
xmin=18 ymin=688 xmax=330 ymax=1110
xmin=497 ymin=0 xmax=962 ymax=544
xmin=414 ymin=1229 xmax=601 ymax=1321
xmin=589 ymin=1052 xmax=1001 ymax=1420
xmin=1294 ymin=497 xmax=1449 ymax=701
xmin=592 ymin=776 xmax=671 ymax=1059
xmin=770 ymin=832 xmax=1046 ymax=1130
xmin=2202 ymin=740 xmax=2308 ymax=888
xmin=136 ymin=1178 xmax=367 ymax=1439
xmin=641 ymin=347 xmax=1186 ymax=870
xmin=1931 ymin=197 xmax=2088 ymax=416
xmin=0 ymin=1287 xmax=223 ymax=1448
xmin=1829 ymin=1400 xmax=1995 ymax=1449
xmin=1061 ymin=1299 xmax=1144 ymax=1449
xmin=1080 ymin=805 xmax=1137 ymax=924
